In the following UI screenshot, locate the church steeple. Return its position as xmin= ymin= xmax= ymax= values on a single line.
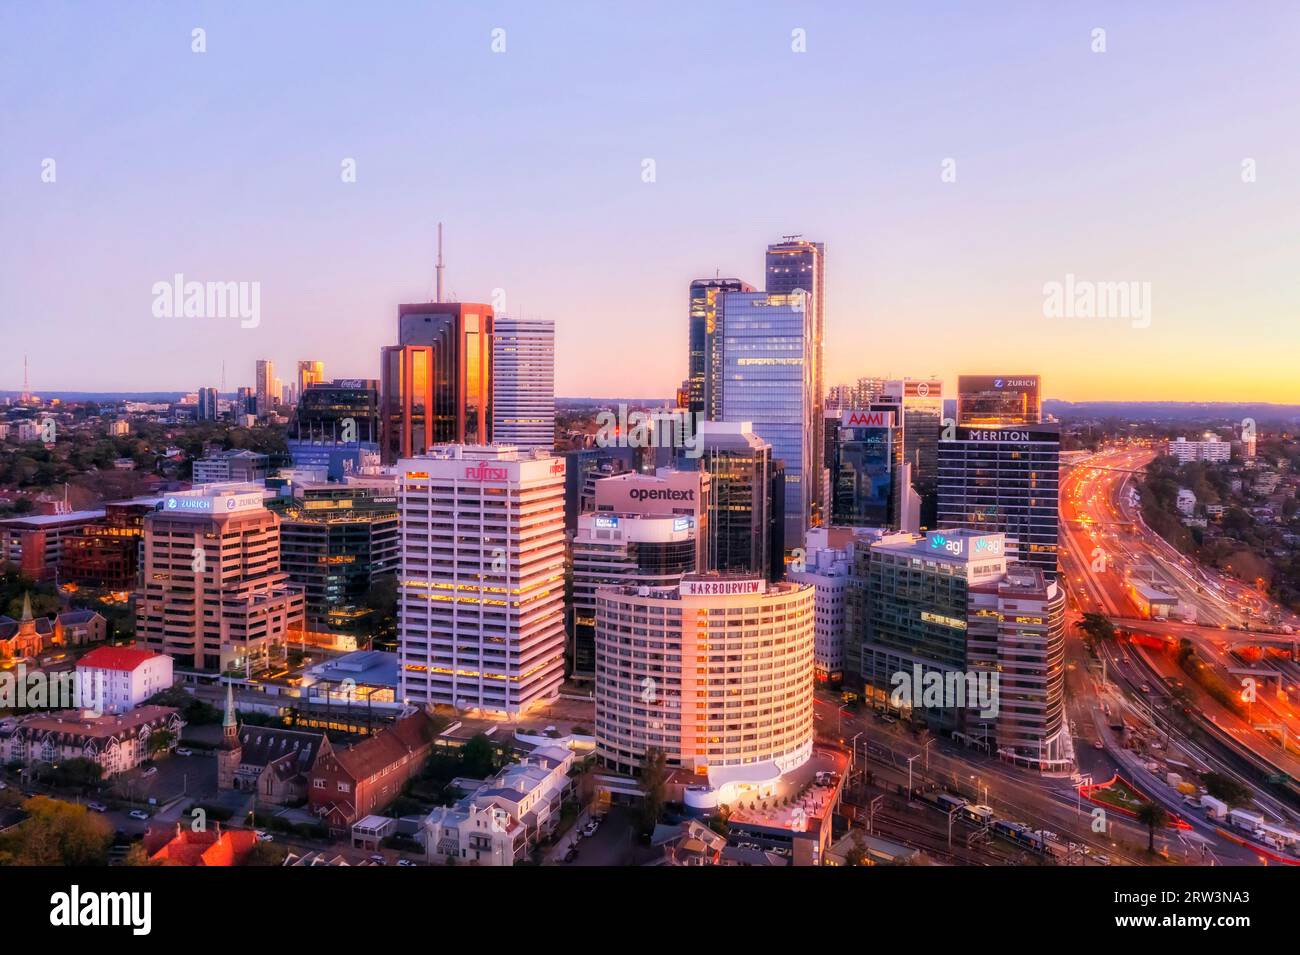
xmin=223 ymin=680 xmax=237 ymax=730
xmin=217 ymin=679 xmax=242 ymax=791
xmin=20 ymin=593 xmax=32 ymax=622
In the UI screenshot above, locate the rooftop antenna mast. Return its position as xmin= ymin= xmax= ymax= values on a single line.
xmin=435 ymin=222 xmax=445 ymax=304
xmin=21 ymin=354 xmax=30 ymax=403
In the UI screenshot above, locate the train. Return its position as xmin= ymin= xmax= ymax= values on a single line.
xmin=925 ymin=791 xmax=1075 ymax=859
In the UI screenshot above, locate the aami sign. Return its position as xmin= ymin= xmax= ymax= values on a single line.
xmin=842 ymin=410 xmax=892 ymax=428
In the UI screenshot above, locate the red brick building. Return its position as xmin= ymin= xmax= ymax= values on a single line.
xmin=309 ymin=710 xmax=439 ymax=833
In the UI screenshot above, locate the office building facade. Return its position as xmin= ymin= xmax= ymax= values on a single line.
xmin=689 ymin=277 xmax=754 ymax=420
xmin=396 ymin=446 xmax=565 ymax=717
xmin=831 ymin=407 xmax=905 ymax=528
xmin=936 ymin=423 xmax=1061 ymax=579
xmin=492 ymin=317 xmax=555 ymax=450
xmin=135 ymin=486 xmax=305 ymax=671
xmin=765 ymin=238 xmax=825 ymax=529
xmin=956 ymin=375 xmax=1042 ymax=427
xmin=710 ymin=291 xmax=815 ymax=547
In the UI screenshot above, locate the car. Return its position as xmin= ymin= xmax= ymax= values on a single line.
xmin=0 ymin=782 xmax=7 ymax=790
xmin=396 ymin=858 xmax=417 ymax=867
xmin=128 ymin=809 xmax=150 ymax=820
xmin=175 ymin=747 xmax=193 ymax=757
xmin=254 ymin=830 xmax=272 ymax=842
xmin=87 ymin=801 xmax=108 ymax=813
xmin=1139 ymin=684 xmax=1151 ymax=693
xmin=1093 ymin=740 xmax=1105 ymax=750
xmin=140 ymin=766 xmax=158 ymax=777
xmin=563 ymin=847 xmax=579 ymax=863
xmin=369 ymin=853 xmax=386 ymax=865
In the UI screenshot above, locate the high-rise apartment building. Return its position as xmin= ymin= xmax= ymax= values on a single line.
xmin=765 ymin=238 xmax=825 ymax=527
xmin=956 ymin=375 xmax=1042 ymax=426
xmin=380 ymin=303 xmax=494 ymax=462
xmin=689 ymin=277 xmax=754 ymax=420
xmin=396 ymin=445 xmax=565 ymax=717
xmin=788 ymin=527 xmax=855 ymax=685
xmin=709 ymin=291 xmax=815 ymax=547
xmin=492 ymin=317 xmax=555 ymax=450
xmin=936 ymin=423 xmax=1061 ymax=579
xmin=594 ymin=573 xmax=815 ymax=798
xmin=135 ymin=485 xmax=305 ymax=671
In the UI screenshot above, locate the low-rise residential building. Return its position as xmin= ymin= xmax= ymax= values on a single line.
xmin=191 ymin=449 xmax=269 ymax=484
xmin=420 ymin=803 xmax=523 ymax=866
xmin=145 ymin=823 xmax=258 ymax=866
xmin=75 ymin=646 xmax=174 ymax=714
xmin=0 ymin=706 xmax=183 ymax=777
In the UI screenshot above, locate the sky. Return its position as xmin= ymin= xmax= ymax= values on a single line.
xmin=2 ymin=1 xmax=1298 ymax=403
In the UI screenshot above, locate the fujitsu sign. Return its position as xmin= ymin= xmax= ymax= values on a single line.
xmin=842 ymin=410 xmax=892 ymax=428
xmin=465 ymin=463 xmax=509 ymax=481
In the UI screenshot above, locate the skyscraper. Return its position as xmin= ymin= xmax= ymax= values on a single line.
xmin=396 ymin=445 xmax=565 ymax=717
xmin=936 ymin=422 xmax=1061 ymax=579
xmin=765 ymin=237 xmax=825 ymax=527
xmin=883 ymin=378 xmax=944 ymax=527
xmin=677 ymin=421 xmax=776 ymax=579
xmin=380 ymin=303 xmax=494 ymax=462
xmin=492 ymin=317 xmax=555 ymax=450
xmin=831 ymin=407 xmax=905 ymax=528
xmin=709 ymin=290 xmax=815 ymax=548
xmin=197 ymin=387 xmax=219 ymax=421
xmin=255 ymin=360 xmax=275 ymax=414
xmin=297 ymin=360 xmax=325 ymax=398
xmin=689 ymin=277 xmax=754 ymax=420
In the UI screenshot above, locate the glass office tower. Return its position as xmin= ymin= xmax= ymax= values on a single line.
xmin=956 ymin=375 xmax=1042 ymax=426
xmin=883 ymin=378 xmax=943 ymax=528
xmin=832 ymin=406 xmax=904 ymax=527
xmin=709 ymin=290 xmax=815 ymax=548
xmin=765 ymin=238 xmax=825 ymax=527
xmin=689 ymin=278 xmax=754 ymax=421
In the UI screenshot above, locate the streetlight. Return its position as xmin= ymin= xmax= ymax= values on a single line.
xmin=905 ymin=755 xmax=919 ymax=802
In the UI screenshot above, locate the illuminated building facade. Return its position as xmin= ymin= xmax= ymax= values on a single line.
xmin=135 ymin=486 xmax=305 ymax=671
xmin=396 ymin=445 xmax=566 ymax=717
xmin=882 ymin=378 xmax=943 ymax=528
xmin=593 ymin=574 xmax=815 ymax=796
xmin=380 ymin=303 xmax=494 ymax=463
xmin=709 ymin=291 xmax=815 ymax=547
xmin=689 ymin=277 xmax=754 ymax=420
xmin=276 ymin=484 xmax=399 ymax=652
xmin=936 ymin=423 xmax=1061 ymax=579
xmin=569 ymin=511 xmax=697 ymax=679
xmin=956 ymin=375 xmax=1042 ymax=426
xmin=831 ymin=407 xmax=904 ymax=528
xmin=297 ymin=360 xmax=325 ymax=398
xmin=765 ymin=238 xmax=825 ymax=529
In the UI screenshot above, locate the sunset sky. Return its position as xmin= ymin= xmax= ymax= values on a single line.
xmin=2 ymin=2 xmax=1298 ymax=402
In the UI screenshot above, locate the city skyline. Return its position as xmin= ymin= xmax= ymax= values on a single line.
xmin=4 ymin=3 xmax=1300 ymax=403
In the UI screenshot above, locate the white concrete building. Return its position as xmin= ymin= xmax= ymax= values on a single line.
xmin=492 ymin=318 xmax=555 ymax=451
xmin=1176 ymin=487 xmax=1197 ymax=516
xmin=1168 ymin=435 xmax=1230 ymax=463
xmin=396 ymin=445 xmax=566 ymax=718
xmin=595 ymin=574 xmax=815 ymax=803
xmin=75 ymin=645 xmax=174 ymax=713
xmin=788 ymin=527 xmax=852 ymax=684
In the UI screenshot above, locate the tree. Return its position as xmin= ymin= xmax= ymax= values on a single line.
xmin=243 ymin=841 xmax=289 ymax=866
xmin=639 ymin=747 xmax=667 ymax=831
xmin=460 ymin=734 xmax=498 ymax=779
xmin=0 ymin=796 xmax=111 ymax=866
xmin=148 ymin=728 xmax=175 ymax=757
xmin=1135 ymin=802 xmax=1168 ymax=854
xmin=1078 ymin=613 xmax=1118 ymax=645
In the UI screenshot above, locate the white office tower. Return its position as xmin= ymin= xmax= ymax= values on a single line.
xmin=492 ymin=318 xmax=555 ymax=450
xmin=396 ymin=445 xmax=566 ymax=717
